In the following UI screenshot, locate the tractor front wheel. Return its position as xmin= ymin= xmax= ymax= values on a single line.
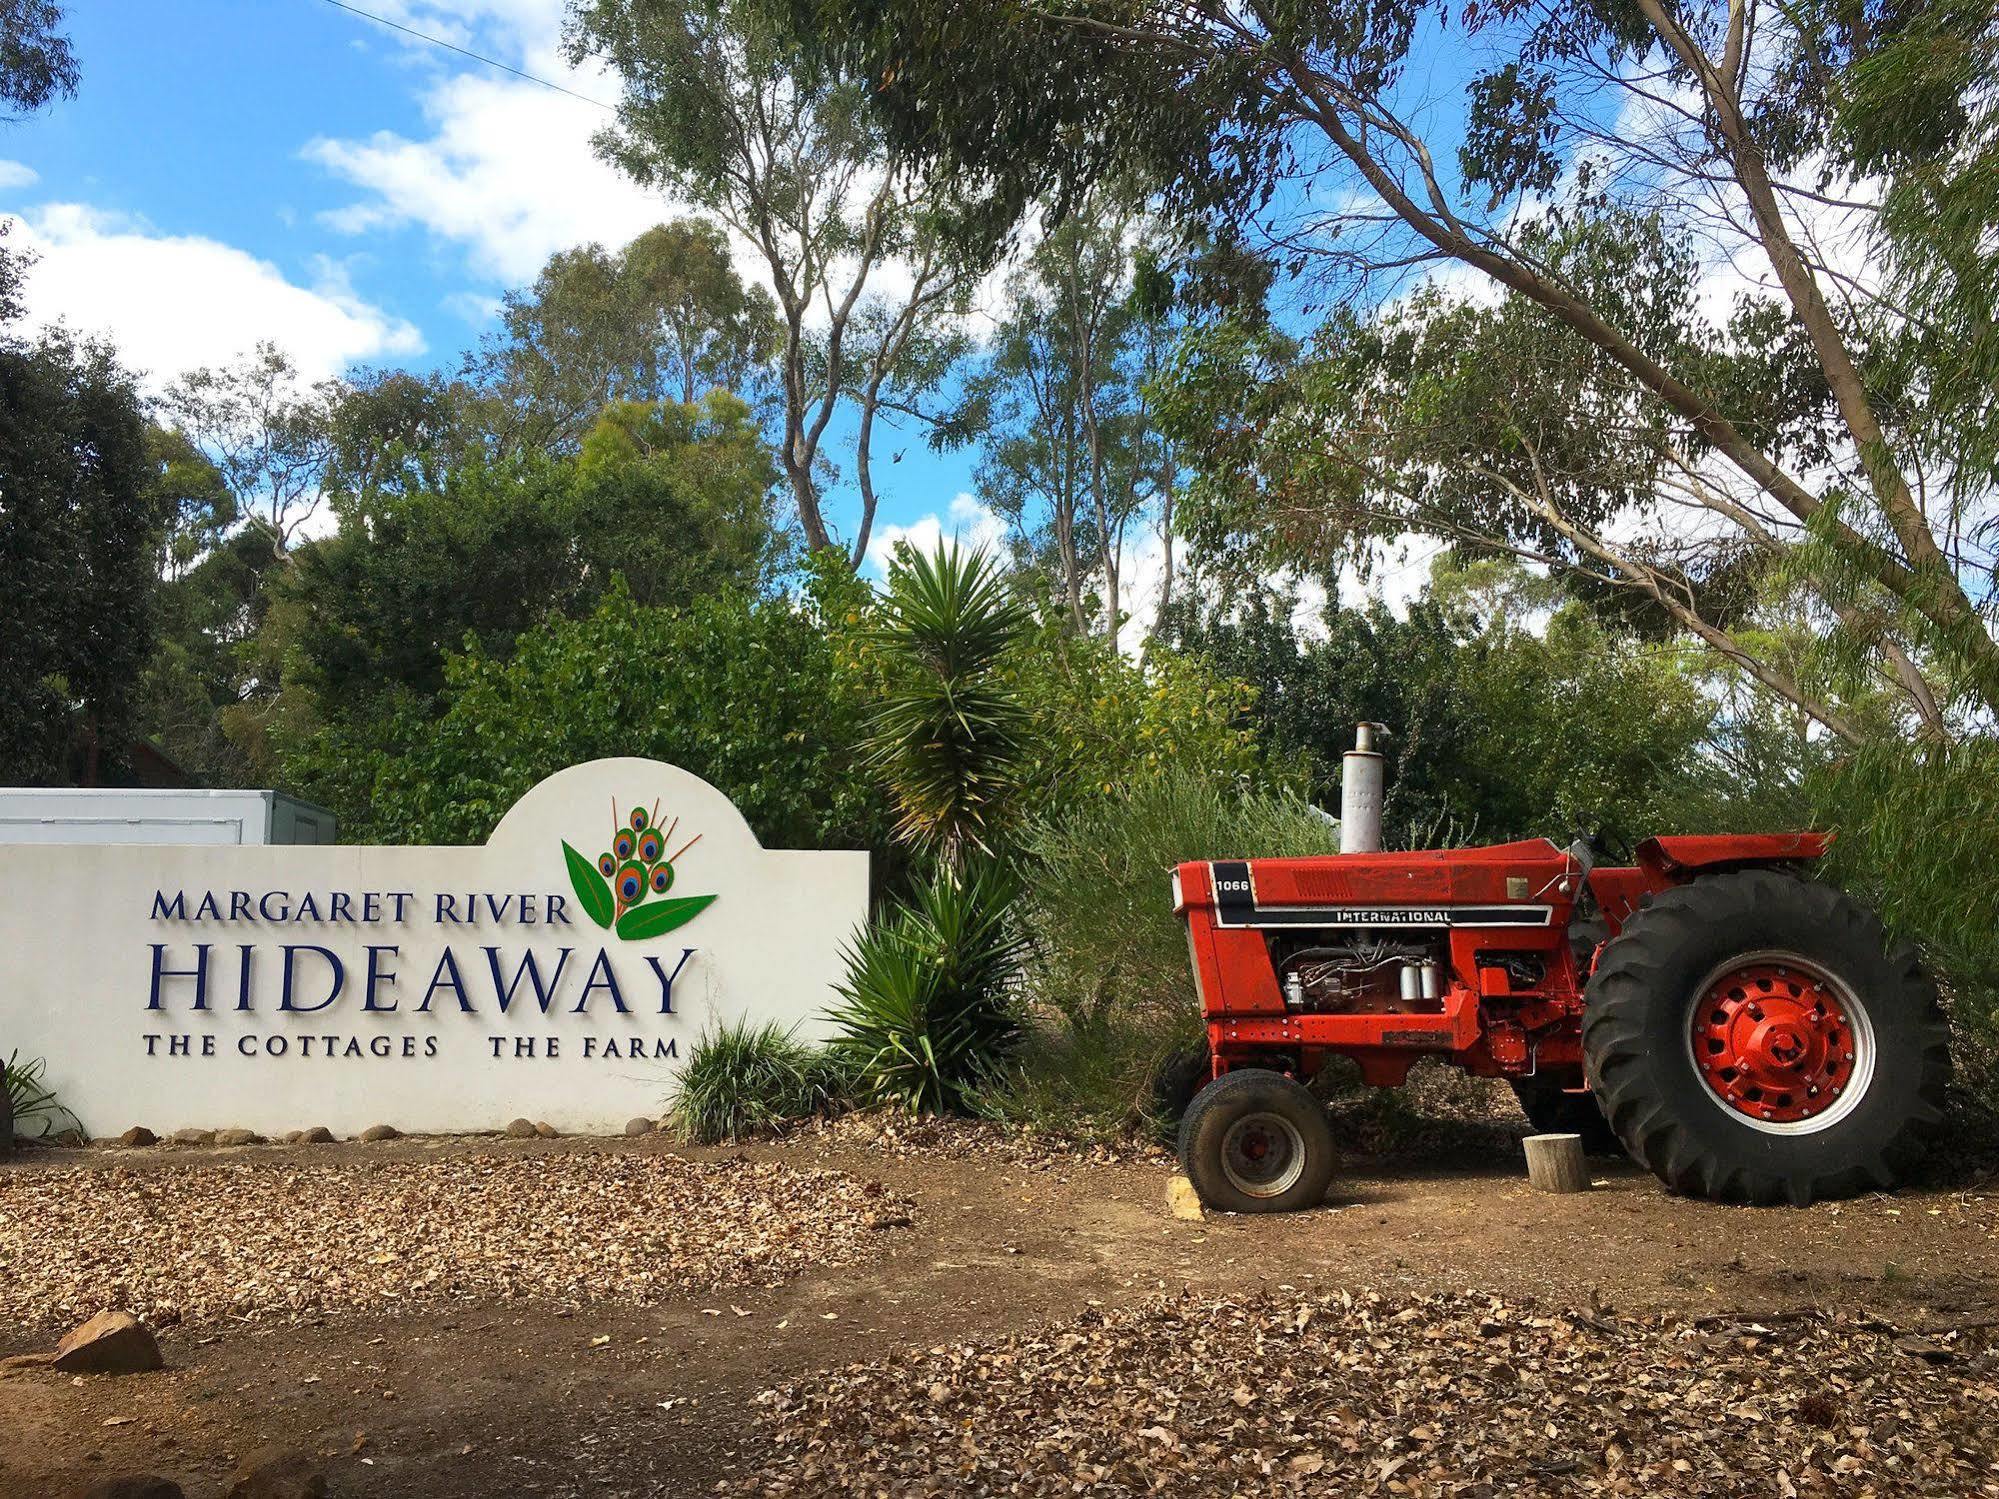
xmin=1582 ymin=869 xmax=1949 ymax=1205
xmin=1178 ymin=1069 xmax=1336 ymax=1213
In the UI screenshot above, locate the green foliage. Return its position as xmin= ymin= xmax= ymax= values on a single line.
xmin=1806 ymin=740 xmax=1999 ymax=1101
xmin=949 ymin=202 xmax=1179 ymax=636
xmin=829 ymin=861 xmax=1026 ymax=1113
xmin=977 ymin=771 xmax=1333 ymax=1138
xmin=468 ymin=220 xmax=780 ymax=453
xmin=0 ymin=1 xmax=79 ymax=119
xmin=968 ymin=1018 xmax=1179 ymax=1142
xmin=1021 ymin=769 xmax=1332 ymax=1035
xmin=4 ymin=1051 xmax=81 ymax=1139
xmin=0 ymin=325 xmax=162 ymax=783
xmin=1169 ymin=567 xmax=1714 ymax=848
xmin=280 ymin=392 xmax=783 ymax=731
xmin=668 ymin=1019 xmax=847 ymax=1143
xmin=864 ymin=545 xmax=1032 ymax=869
xmin=286 ymin=569 xmax=895 ymax=856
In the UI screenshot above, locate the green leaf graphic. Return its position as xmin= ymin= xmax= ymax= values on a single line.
xmin=616 ymin=894 xmax=717 ymax=941
xmin=563 ymin=840 xmax=614 ymax=930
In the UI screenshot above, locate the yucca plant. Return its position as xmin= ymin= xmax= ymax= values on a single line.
xmin=3 ymin=1051 xmax=80 ymax=1142
xmin=829 ymin=861 xmax=1027 ymax=1113
xmin=668 ymin=1020 xmax=848 ymax=1144
xmin=865 ymin=544 xmax=1032 ymax=873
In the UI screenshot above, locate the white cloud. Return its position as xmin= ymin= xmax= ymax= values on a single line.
xmin=303 ymin=65 xmax=665 ymax=286
xmin=302 ymin=0 xmax=682 ymax=289
xmin=442 ymin=288 xmax=505 ymax=326
xmin=865 ymin=493 xmax=1009 ymax=575
xmin=3 ymin=204 xmax=424 ymax=388
xmin=303 ymin=3 xmax=918 ymax=333
xmin=0 ymin=160 xmax=39 ymax=191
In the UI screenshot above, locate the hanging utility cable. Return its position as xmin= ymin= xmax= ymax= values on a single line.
xmin=313 ymin=0 xmax=615 ymax=110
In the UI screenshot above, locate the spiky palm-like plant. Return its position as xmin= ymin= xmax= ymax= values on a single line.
xmin=865 ymin=544 xmax=1031 ymax=874
xmin=3 ymin=1051 xmax=79 ymax=1143
xmin=829 ymin=860 xmax=1026 ymax=1113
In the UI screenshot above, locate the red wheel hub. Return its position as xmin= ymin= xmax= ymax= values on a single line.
xmin=1691 ymin=960 xmax=1858 ymax=1124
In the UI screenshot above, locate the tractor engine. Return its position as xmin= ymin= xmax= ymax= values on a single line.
xmin=1272 ymin=935 xmax=1445 ymax=1014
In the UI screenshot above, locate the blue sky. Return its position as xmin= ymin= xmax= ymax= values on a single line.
xmin=2 ymin=0 xmax=980 ymax=564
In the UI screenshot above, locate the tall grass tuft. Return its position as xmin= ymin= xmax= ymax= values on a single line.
xmin=969 ymin=771 xmax=1336 ymax=1138
xmin=667 ymin=1021 xmax=847 ymax=1144
xmin=1020 ymin=769 xmax=1335 ymax=1035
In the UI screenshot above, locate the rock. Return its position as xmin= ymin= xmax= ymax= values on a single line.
xmin=624 ymin=1117 xmax=656 ymax=1137
xmin=214 ymin=1128 xmax=262 ymax=1147
xmin=298 ymin=1126 xmax=335 ymax=1144
xmin=281 ymin=1130 xmax=304 ymax=1145
xmin=534 ymin=1121 xmax=559 ymax=1139
xmin=167 ymin=1128 xmax=216 ymax=1148
xmin=52 ymin=1127 xmax=88 ymax=1148
xmin=0 ymin=1351 xmax=57 ymax=1377
xmin=222 ymin=1447 xmax=329 ymax=1499
xmin=116 ymin=1127 xmax=158 ymax=1149
xmin=359 ymin=1124 xmax=400 ymax=1142
xmin=75 ymin=1476 xmax=185 ymax=1499
xmin=1166 ymin=1175 xmax=1207 ymax=1222
xmin=52 ymin=1312 xmax=164 ymax=1375
xmin=504 ymin=1118 xmax=537 ymax=1139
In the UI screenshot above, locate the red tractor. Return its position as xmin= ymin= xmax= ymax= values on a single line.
xmin=1171 ymin=725 xmax=1951 ymax=1212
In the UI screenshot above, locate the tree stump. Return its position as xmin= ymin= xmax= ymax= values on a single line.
xmin=1523 ymin=1132 xmax=1588 ymax=1194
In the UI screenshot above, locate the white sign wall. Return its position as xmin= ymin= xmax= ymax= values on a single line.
xmin=0 ymin=760 xmax=868 ymax=1136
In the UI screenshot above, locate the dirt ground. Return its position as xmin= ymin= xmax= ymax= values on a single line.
xmin=3 ymin=1121 xmax=1997 ymax=1499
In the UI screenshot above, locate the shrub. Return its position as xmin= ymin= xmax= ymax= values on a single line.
xmin=970 ymin=773 xmax=1335 ymax=1139
xmin=829 ymin=862 xmax=1027 ymax=1113
xmin=1021 ymin=769 xmax=1336 ymax=1034
xmin=668 ymin=1020 xmax=847 ymax=1144
xmin=285 ymin=565 xmax=896 ymax=857
xmin=970 ymin=1016 xmax=1191 ymax=1141
xmin=1806 ymin=738 xmax=1999 ymax=1105
xmin=4 ymin=1051 xmax=81 ymax=1140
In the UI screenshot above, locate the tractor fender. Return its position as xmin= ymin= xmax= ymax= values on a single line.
xmin=1633 ymin=832 xmax=1832 ymax=881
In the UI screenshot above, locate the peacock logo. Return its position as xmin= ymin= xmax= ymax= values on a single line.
xmin=561 ymin=798 xmax=717 ymax=941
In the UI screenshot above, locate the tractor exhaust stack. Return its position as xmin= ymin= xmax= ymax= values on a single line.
xmin=1339 ymin=722 xmax=1387 ymax=854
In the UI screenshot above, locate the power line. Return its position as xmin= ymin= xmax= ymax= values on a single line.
xmin=314 ymin=0 xmax=615 ymax=111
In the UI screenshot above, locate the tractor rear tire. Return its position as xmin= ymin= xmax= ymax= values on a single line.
xmin=1510 ymin=1080 xmax=1623 ymax=1157
xmin=1582 ymin=869 xmax=1949 ymax=1206
xmin=1178 ymin=1069 xmax=1336 ymax=1214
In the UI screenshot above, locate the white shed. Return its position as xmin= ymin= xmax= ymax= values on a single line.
xmin=0 ymin=789 xmax=337 ymax=846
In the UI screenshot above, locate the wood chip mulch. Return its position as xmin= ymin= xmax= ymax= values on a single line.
xmin=0 ymin=1155 xmax=912 ymax=1331
xmin=809 ymin=1112 xmax=1172 ymax=1171
xmin=728 ymin=1291 xmax=1999 ymax=1496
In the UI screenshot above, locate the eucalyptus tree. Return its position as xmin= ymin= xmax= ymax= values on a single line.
xmin=471 ymin=219 xmax=780 ymax=456
xmin=0 ymin=1 xmax=77 ymax=119
xmin=786 ymin=0 xmax=1999 ymax=739
xmin=567 ymin=0 xmax=975 ymax=567
xmin=953 ymin=205 xmax=1175 ymax=638
xmin=158 ymin=343 xmax=337 ymax=560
